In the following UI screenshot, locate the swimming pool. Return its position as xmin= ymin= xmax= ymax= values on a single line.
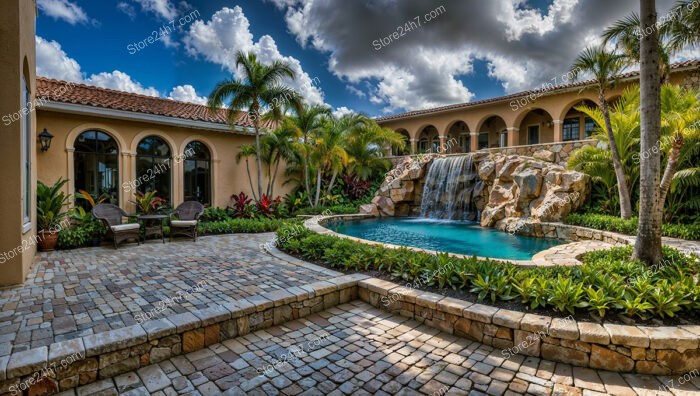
xmin=325 ymin=217 xmax=563 ymax=261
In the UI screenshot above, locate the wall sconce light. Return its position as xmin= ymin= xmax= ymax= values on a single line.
xmin=546 ymin=121 xmax=553 ymax=128
xmin=38 ymin=128 xmax=54 ymax=152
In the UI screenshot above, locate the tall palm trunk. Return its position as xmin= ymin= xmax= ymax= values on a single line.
xmin=269 ymin=156 xmax=282 ymax=198
xmin=244 ymin=158 xmax=257 ymax=201
xmin=314 ymin=168 xmax=322 ymax=207
xmin=658 ymin=134 xmax=683 ymax=206
xmin=634 ymin=0 xmax=663 ymax=266
xmin=326 ymin=171 xmax=338 ymax=197
xmin=599 ymin=91 xmax=634 ymax=219
xmin=302 ymin=134 xmax=314 ymax=207
xmin=252 ymin=108 xmax=264 ymax=200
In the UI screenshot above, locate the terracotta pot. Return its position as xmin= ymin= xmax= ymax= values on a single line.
xmin=37 ymin=230 xmax=59 ymax=252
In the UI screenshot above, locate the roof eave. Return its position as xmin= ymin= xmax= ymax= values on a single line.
xmin=38 ymin=101 xmax=256 ymax=135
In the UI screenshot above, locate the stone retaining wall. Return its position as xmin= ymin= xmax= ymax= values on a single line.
xmin=510 ymin=222 xmax=634 ymax=245
xmin=358 ymin=277 xmax=700 ymax=375
xmin=0 ymin=275 xmax=367 ymax=396
xmin=389 ymin=139 xmax=600 ymax=167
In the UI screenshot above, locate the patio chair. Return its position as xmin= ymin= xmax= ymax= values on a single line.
xmin=169 ymin=201 xmax=204 ymax=242
xmin=92 ymin=204 xmax=141 ymax=249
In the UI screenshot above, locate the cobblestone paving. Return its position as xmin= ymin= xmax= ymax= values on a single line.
xmin=0 ymin=234 xmax=337 ymax=357
xmin=63 ymin=301 xmax=695 ymax=396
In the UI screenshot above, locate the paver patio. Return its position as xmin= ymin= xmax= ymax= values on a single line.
xmin=0 ymin=234 xmax=338 ymax=357
xmin=61 ymin=301 xmax=693 ymax=396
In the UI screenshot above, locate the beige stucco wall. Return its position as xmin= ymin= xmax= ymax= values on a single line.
xmin=380 ymin=70 xmax=694 ymax=152
xmin=0 ymin=0 xmax=37 ymax=285
xmin=36 ymin=110 xmax=292 ymax=212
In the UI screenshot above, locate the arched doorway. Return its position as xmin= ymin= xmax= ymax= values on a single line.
xmin=446 ymin=121 xmax=470 ymax=153
xmin=561 ymin=99 xmax=599 ymax=141
xmin=477 ymin=116 xmax=507 ymax=149
xmin=136 ymin=136 xmax=172 ymax=203
xmin=183 ymin=141 xmax=212 ymax=206
xmin=516 ymin=109 xmax=554 ymax=145
xmin=74 ymin=130 xmax=119 ymax=206
xmin=417 ymin=125 xmax=439 ymax=153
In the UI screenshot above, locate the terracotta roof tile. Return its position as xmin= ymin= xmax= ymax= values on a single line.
xmin=375 ymin=59 xmax=700 ymax=123
xmin=36 ymin=77 xmax=276 ymax=130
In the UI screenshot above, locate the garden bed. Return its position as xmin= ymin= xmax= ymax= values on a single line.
xmin=565 ymin=213 xmax=700 ymax=241
xmin=276 ymin=224 xmax=700 ymax=326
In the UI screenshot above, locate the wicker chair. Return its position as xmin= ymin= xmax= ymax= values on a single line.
xmin=169 ymin=201 xmax=205 ymax=242
xmin=92 ymin=204 xmax=141 ymax=249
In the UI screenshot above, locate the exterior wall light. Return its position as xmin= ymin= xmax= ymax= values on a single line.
xmin=38 ymin=128 xmax=54 ymax=152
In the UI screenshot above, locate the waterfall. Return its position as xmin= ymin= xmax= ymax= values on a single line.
xmin=420 ymin=155 xmax=480 ymax=221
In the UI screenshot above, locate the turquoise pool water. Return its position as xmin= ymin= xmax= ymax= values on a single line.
xmin=326 ymin=217 xmax=563 ymax=260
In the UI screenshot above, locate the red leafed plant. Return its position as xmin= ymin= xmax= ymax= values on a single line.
xmin=131 ymin=191 xmax=167 ymax=215
xmin=342 ymin=174 xmax=372 ymax=200
xmin=256 ymin=194 xmax=282 ymax=218
xmin=231 ymin=192 xmax=254 ymax=219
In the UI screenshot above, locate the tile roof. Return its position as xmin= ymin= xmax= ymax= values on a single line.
xmin=375 ymin=59 xmax=700 ymax=123
xmin=36 ymin=77 xmax=277 ymax=130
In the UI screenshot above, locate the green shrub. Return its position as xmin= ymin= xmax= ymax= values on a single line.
xmin=277 ymin=229 xmax=700 ymax=320
xmin=198 ymin=218 xmax=300 ymax=235
xmin=293 ymin=204 xmax=360 ymax=216
xmin=201 ymin=207 xmax=233 ymax=222
xmin=565 ymin=213 xmax=700 ymax=240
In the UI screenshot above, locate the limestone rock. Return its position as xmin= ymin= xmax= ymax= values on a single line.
xmin=533 ymin=150 xmax=556 ymax=162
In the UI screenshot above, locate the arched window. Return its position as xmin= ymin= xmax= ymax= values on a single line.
xmin=74 ymin=130 xmax=119 ymax=205
xmin=183 ymin=141 xmax=211 ymax=205
xmin=136 ymin=136 xmax=172 ymax=203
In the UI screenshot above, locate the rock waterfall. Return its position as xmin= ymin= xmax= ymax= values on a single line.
xmin=419 ymin=155 xmax=481 ymax=221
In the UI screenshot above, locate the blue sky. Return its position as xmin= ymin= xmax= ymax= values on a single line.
xmin=36 ymin=0 xmax=685 ymax=117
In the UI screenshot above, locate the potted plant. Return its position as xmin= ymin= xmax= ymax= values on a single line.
xmin=37 ymin=179 xmax=70 ymax=251
xmin=131 ymin=191 xmax=167 ymax=215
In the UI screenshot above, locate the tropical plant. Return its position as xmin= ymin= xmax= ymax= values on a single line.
xmin=131 ymin=191 xmax=166 ymax=215
xmin=570 ymin=46 xmax=634 ymax=219
xmin=344 ymin=121 xmax=406 ymax=181
xmin=208 ymin=51 xmax=303 ymax=200
xmin=261 ymin=119 xmax=302 ymax=198
xmin=235 ymin=144 xmax=259 ymax=201
xmin=568 ymin=87 xmax=641 ymax=214
xmin=230 ymin=192 xmax=254 ymax=219
xmin=37 ymin=179 xmax=71 ymax=231
xmin=76 ymin=189 xmax=108 ymax=208
xmin=256 ymin=194 xmax=281 ymax=218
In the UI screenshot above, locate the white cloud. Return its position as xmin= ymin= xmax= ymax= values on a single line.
xmin=183 ymin=6 xmax=325 ymax=107
xmin=332 ymin=106 xmax=355 ymax=118
xmin=36 ymin=36 xmax=83 ymax=83
xmin=37 ymin=0 xmax=90 ymax=25
xmin=36 ymin=36 xmax=161 ymax=97
xmin=168 ymin=85 xmax=207 ymax=104
xmin=346 ymin=85 xmax=365 ymax=98
xmin=117 ymin=2 xmax=137 ymax=20
xmin=86 ymin=71 xmax=160 ymax=97
xmin=269 ymin=0 xmax=679 ymax=114
xmin=134 ymin=0 xmax=178 ymax=20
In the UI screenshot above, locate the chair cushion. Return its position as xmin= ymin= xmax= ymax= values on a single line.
xmin=110 ymin=223 xmax=140 ymax=232
xmin=171 ymin=220 xmax=198 ymax=227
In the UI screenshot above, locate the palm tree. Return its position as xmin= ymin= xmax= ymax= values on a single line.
xmin=571 ymin=46 xmax=635 ymax=219
xmin=235 ymin=144 xmax=259 ymax=201
xmin=344 ymin=121 xmax=407 ymax=181
xmin=634 ymin=0 xmax=663 ymax=266
xmin=261 ymin=120 xmax=302 ymax=197
xmin=568 ymin=88 xmax=641 ymax=214
xmin=666 ymin=0 xmax=700 ymax=52
xmin=602 ymin=13 xmax=673 ymax=82
xmin=208 ymin=51 xmax=303 ymax=200
xmin=286 ymin=105 xmax=332 ymax=206
xmin=658 ymin=85 xmax=700 ymax=213
xmin=310 ymin=115 xmax=353 ymax=206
